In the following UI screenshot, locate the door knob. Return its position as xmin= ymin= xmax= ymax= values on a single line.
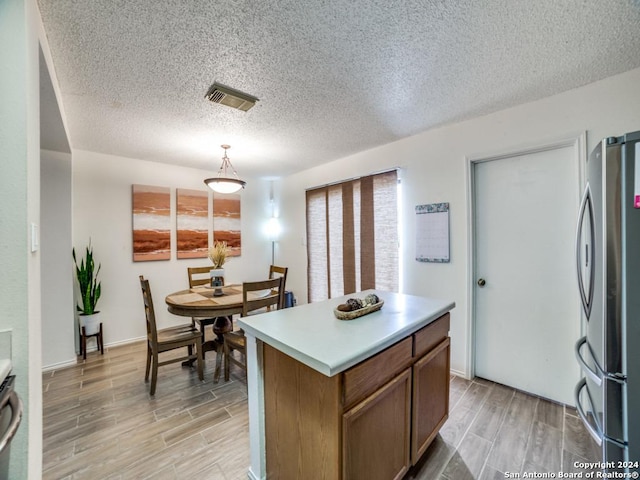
xmin=477 ymin=278 xmax=486 ymax=287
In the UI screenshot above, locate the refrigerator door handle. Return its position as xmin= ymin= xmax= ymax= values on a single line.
xmin=575 ymin=336 xmax=603 ymax=387
xmin=575 ymin=378 xmax=603 ymax=446
xmin=0 ymin=391 xmax=23 ymax=454
xmin=575 ymin=184 xmax=595 ymax=319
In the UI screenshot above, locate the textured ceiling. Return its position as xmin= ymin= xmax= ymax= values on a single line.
xmin=37 ymin=0 xmax=640 ymax=178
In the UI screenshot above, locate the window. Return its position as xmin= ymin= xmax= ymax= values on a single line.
xmin=306 ymin=170 xmax=398 ymax=302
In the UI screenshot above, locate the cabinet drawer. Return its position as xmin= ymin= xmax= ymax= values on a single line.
xmin=343 ymin=337 xmax=412 ymax=409
xmin=413 ymin=313 xmax=450 ymax=359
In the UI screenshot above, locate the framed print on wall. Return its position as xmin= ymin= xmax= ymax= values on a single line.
xmin=176 ymin=188 xmax=209 ymax=259
xmin=212 ymin=192 xmax=241 ymax=257
xmin=132 ymin=184 xmax=171 ymax=261
xmin=415 ymin=202 xmax=450 ymax=263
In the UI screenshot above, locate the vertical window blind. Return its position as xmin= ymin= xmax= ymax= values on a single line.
xmin=306 ymin=170 xmax=398 ymax=303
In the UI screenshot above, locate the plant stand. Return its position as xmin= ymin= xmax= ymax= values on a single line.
xmin=80 ymin=322 xmax=104 ymax=360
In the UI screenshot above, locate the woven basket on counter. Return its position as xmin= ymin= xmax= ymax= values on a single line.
xmin=333 ymin=300 xmax=384 ymax=320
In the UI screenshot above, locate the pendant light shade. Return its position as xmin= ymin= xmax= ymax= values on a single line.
xmin=204 ymin=145 xmax=246 ymax=193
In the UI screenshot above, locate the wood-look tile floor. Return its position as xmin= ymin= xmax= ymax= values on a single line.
xmin=43 ymin=339 xmax=600 ymax=480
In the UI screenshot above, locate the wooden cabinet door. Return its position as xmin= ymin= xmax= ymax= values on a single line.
xmin=264 ymin=344 xmax=342 ymax=480
xmin=342 ymin=368 xmax=412 ymax=480
xmin=411 ymin=337 xmax=450 ymax=463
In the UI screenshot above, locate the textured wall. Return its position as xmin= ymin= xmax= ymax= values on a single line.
xmin=0 ymin=0 xmax=38 ymax=478
xmin=41 ymin=150 xmax=74 ymax=368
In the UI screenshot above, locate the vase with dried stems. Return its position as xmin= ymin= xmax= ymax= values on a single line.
xmin=208 ymin=241 xmax=228 ymax=296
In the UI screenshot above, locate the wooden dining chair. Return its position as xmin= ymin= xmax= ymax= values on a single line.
xmin=139 ymin=275 xmax=204 ymax=396
xmin=268 ymin=265 xmax=288 ymax=309
xmin=187 ymin=266 xmax=231 ymax=383
xmin=187 ymin=266 xmax=218 ymax=288
xmin=223 ymin=276 xmax=285 ymax=381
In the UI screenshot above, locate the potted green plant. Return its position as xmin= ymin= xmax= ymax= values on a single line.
xmin=73 ymin=242 xmax=102 ymax=335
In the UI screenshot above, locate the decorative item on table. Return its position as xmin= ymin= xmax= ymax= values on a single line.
xmin=208 ymin=241 xmax=228 ymax=296
xmin=73 ymin=240 xmax=102 ymax=335
xmin=334 ymin=293 xmax=383 ymax=320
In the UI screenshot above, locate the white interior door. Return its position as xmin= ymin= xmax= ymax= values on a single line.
xmin=473 ymin=143 xmax=581 ymax=405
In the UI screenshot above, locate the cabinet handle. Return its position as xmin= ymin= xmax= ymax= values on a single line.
xmin=574 ymin=379 xmax=602 ymax=446
xmin=574 ymin=337 xmax=602 ymax=387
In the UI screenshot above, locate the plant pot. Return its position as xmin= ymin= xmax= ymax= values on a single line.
xmin=80 ymin=312 xmax=101 ymax=336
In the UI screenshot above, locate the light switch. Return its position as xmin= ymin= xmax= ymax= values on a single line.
xmin=31 ymin=223 xmax=39 ymax=252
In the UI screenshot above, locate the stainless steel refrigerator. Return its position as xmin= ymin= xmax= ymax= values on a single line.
xmin=575 ymin=131 xmax=640 ymax=473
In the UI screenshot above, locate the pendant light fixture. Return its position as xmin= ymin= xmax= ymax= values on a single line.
xmin=204 ymin=144 xmax=246 ymax=194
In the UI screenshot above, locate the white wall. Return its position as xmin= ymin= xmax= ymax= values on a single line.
xmin=71 ymin=150 xmax=275 ymax=350
xmin=0 ymin=0 xmax=42 ymax=478
xmin=41 ymin=149 xmax=74 ymax=368
xmin=278 ymin=67 xmax=640 ymax=377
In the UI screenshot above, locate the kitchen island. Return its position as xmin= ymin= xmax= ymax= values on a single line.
xmin=237 ymin=290 xmax=455 ymax=480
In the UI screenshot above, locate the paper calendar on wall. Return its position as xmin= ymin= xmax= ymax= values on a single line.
xmin=415 ymin=203 xmax=450 ymax=263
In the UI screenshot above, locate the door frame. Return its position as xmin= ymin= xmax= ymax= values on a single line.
xmin=464 ymin=132 xmax=587 ymax=380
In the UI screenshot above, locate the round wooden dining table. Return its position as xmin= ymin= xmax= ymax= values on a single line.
xmin=165 ymin=284 xmax=245 ymax=362
xmin=165 ymin=283 xmax=244 ymax=319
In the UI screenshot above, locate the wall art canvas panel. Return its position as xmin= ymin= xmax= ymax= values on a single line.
xmin=132 ymin=184 xmax=171 ymax=261
xmin=212 ymin=192 xmax=241 ymax=257
xmin=176 ymin=189 xmax=209 ymax=259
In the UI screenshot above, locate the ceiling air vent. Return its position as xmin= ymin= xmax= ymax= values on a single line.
xmin=205 ymin=82 xmax=259 ymax=112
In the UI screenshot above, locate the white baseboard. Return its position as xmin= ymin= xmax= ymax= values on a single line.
xmin=42 ymin=358 xmax=77 ymax=372
xmin=104 ymin=335 xmax=146 ymax=348
xmin=451 ymin=367 xmax=470 ymax=379
xmin=42 ymin=335 xmax=146 ymax=372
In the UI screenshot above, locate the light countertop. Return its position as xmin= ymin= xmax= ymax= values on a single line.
xmin=237 ymin=290 xmax=455 ymax=377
